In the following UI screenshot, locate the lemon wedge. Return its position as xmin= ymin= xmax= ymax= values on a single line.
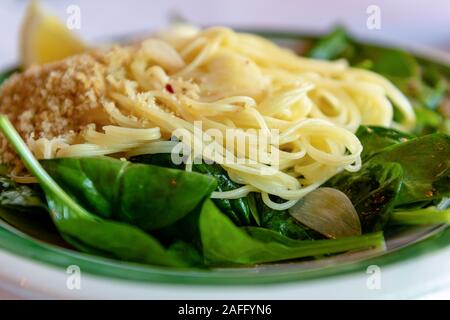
xmin=20 ymin=0 xmax=87 ymax=68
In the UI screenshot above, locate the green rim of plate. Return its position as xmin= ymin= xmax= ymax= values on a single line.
xmin=0 ymin=222 xmax=449 ymax=285
xmin=0 ymin=30 xmax=449 ymax=286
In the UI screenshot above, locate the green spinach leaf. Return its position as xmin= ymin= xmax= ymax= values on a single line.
xmin=131 ymin=153 xmax=255 ymax=226
xmin=390 ymin=206 xmax=450 ymax=225
xmin=0 ymin=116 xmax=190 ymax=267
xmin=356 ymin=126 xmax=414 ymax=160
xmin=326 ymin=162 xmax=404 ymax=232
xmin=255 ymin=193 xmax=322 ymax=240
xmin=40 ymin=157 xmax=217 ymax=230
xmin=199 ymin=200 xmax=385 ymax=266
xmin=0 ymin=175 xmax=47 ymax=213
xmin=307 ymin=26 xmax=351 ymax=60
xmin=370 ymin=47 xmax=419 ymax=78
xmin=370 ymin=133 xmax=450 ymax=206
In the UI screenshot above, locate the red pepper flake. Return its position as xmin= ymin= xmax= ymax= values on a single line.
xmin=165 ymin=84 xmax=175 ymax=94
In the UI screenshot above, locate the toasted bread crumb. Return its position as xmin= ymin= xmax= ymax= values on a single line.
xmin=0 ymin=52 xmax=111 ymax=164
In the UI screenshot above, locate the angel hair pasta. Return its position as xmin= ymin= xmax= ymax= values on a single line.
xmin=0 ymin=26 xmax=415 ymax=210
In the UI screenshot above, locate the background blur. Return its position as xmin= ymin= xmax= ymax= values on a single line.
xmin=0 ymin=0 xmax=449 ymax=64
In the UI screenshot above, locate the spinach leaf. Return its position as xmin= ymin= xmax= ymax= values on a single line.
xmin=131 ymin=153 xmax=255 ymax=226
xmin=0 ymin=206 xmax=68 ymax=247
xmin=390 ymin=206 xmax=450 ymax=225
xmin=0 ymin=116 xmax=190 ymax=267
xmin=130 ymin=153 xmax=180 ymax=170
xmin=356 ymin=126 xmax=414 ymax=160
xmin=199 ymin=200 xmax=385 ymax=266
xmin=414 ymin=106 xmax=448 ymax=136
xmin=166 ymin=240 xmax=204 ymax=267
xmin=242 ymin=226 xmax=319 ymax=246
xmin=328 ymin=132 xmax=449 ymax=229
xmin=370 ymin=47 xmax=419 ymax=78
xmin=370 ymin=133 xmax=450 ymax=206
xmin=0 ymin=167 xmax=65 ymax=246
xmin=0 ymin=175 xmax=47 ymax=214
xmin=326 ymin=163 xmax=404 ymax=232
xmin=307 ymin=26 xmax=351 ymax=60
xmin=155 ymin=201 xmax=204 ymax=250
xmin=52 ymin=213 xmax=189 ymax=267
xmin=406 ymin=63 xmax=448 ymax=111
xmin=193 ymin=162 xmax=253 ymax=225
xmin=40 ymin=157 xmax=217 ymax=231
xmin=255 ymin=193 xmax=322 ymax=240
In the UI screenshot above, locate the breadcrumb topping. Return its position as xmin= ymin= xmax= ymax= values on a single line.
xmin=0 ymin=52 xmax=111 ymax=164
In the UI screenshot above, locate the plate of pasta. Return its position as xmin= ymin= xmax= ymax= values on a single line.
xmin=0 ymin=1 xmax=449 ymax=295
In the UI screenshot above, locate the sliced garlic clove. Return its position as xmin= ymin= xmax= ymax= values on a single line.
xmin=289 ymin=187 xmax=362 ymax=239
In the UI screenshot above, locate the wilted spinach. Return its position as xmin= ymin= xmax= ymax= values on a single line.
xmin=391 ymin=206 xmax=450 ymax=225
xmin=0 ymin=116 xmax=201 ymax=267
xmin=356 ymin=126 xmax=414 ymax=161
xmin=254 ymin=193 xmax=322 ymax=240
xmin=131 ymin=153 xmax=255 ymax=226
xmin=307 ymin=26 xmax=351 ymax=60
xmin=0 ymin=175 xmax=47 ymax=214
xmin=199 ymin=200 xmax=384 ymax=266
xmin=328 ymin=130 xmax=450 ymax=229
xmin=0 ymin=168 xmax=64 ymax=245
xmin=326 ymin=162 xmax=403 ymax=232
xmin=370 ymin=133 xmax=450 ymax=206
xmin=41 ymin=157 xmax=217 ymax=231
